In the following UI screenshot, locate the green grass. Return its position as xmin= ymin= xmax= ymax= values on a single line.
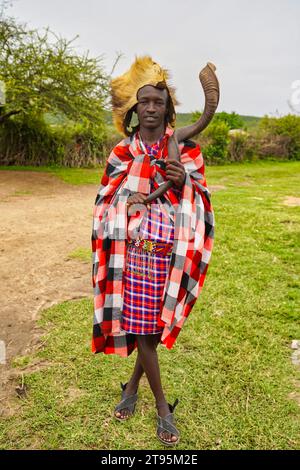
xmin=0 ymin=161 xmax=299 ymax=450
xmin=11 ymin=190 xmax=33 ymax=197
xmin=0 ymin=165 xmax=102 ymax=185
xmin=67 ymin=248 xmax=91 ymax=263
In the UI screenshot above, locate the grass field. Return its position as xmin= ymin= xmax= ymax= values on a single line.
xmin=0 ymin=160 xmax=299 ymax=450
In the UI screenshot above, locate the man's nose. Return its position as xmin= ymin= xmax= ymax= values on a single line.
xmin=146 ymin=102 xmax=156 ymax=112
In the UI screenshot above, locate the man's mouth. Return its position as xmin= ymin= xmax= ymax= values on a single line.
xmin=145 ymin=116 xmax=157 ymax=121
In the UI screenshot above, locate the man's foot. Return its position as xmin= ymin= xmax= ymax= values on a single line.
xmin=156 ymin=402 xmax=179 ymax=445
xmin=114 ymin=382 xmax=138 ymax=420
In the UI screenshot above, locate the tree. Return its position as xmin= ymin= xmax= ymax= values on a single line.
xmin=0 ymin=1 xmax=109 ymax=126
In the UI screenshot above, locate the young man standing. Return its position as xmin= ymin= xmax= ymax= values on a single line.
xmin=91 ymin=56 xmax=215 ymax=446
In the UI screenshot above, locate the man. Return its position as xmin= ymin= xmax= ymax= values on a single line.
xmin=91 ymin=56 xmax=215 ymax=446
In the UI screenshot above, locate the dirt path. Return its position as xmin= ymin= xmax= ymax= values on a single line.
xmin=0 ymin=170 xmax=98 ymax=411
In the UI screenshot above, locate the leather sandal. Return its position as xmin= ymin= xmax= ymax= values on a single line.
xmin=156 ymin=398 xmax=180 ymax=446
xmin=114 ymin=382 xmax=138 ymax=421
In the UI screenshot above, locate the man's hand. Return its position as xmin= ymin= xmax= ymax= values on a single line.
xmin=165 ymin=159 xmax=186 ymax=188
xmin=126 ymin=193 xmax=150 ymax=213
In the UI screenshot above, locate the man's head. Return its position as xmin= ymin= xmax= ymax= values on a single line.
xmin=136 ymin=85 xmax=168 ymax=131
xmin=110 ymin=56 xmax=178 ymax=136
xmin=124 ymin=84 xmax=171 ymax=135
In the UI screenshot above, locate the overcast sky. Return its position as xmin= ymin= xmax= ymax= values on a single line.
xmin=7 ymin=0 xmax=300 ymax=116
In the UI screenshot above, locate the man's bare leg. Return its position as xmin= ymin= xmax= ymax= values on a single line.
xmin=135 ymin=334 xmax=178 ymax=444
xmin=114 ymin=333 xmax=161 ymax=419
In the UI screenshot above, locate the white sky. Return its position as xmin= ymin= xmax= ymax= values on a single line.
xmin=7 ymin=0 xmax=300 ymax=116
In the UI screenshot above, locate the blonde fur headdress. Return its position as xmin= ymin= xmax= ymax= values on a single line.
xmin=111 ymin=56 xmax=178 ymax=136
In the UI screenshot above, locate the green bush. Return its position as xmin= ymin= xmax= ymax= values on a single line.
xmin=0 ymin=114 xmax=107 ymax=167
xmin=202 ymin=121 xmax=230 ymax=164
xmin=228 ymin=132 xmax=258 ymax=162
xmin=259 ymin=114 xmax=300 ymax=160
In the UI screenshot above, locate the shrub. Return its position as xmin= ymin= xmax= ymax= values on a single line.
xmin=259 ymin=115 xmax=300 ymax=160
xmin=201 ymin=121 xmax=230 ymax=164
xmin=0 ymin=114 xmax=107 ymax=167
xmin=228 ymin=132 xmax=259 ymax=162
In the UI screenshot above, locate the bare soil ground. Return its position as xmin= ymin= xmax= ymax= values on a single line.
xmin=0 ymin=170 xmax=97 ymax=412
xmin=283 ymin=196 xmax=300 ymax=207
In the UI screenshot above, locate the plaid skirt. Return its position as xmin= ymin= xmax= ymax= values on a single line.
xmin=120 ymin=242 xmax=173 ymax=335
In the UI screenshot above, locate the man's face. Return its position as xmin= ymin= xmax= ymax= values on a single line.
xmin=136 ymin=85 xmax=168 ymax=130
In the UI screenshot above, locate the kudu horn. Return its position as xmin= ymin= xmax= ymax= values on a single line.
xmin=144 ymin=62 xmax=220 ymax=204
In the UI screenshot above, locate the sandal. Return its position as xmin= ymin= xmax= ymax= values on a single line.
xmin=156 ymin=398 xmax=180 ymax=446
xmin=114 ymin=382 xmax=138 ymax=421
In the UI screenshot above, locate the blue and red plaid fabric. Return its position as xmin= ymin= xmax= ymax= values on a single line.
xmin=121 ymin=243 xmax=171 ymax=335
xmin=144 ymin=137 xmax=163 ymax=158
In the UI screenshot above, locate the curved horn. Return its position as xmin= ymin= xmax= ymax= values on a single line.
xmin=176 ymin=62 xmax=220 ymax=142
xmin=144 ymin=62 xmax=219 ymax=204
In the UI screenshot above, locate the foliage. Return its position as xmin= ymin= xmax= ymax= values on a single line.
xmin=0 ymin=114 xmax=107 ymax=166
xmin=192 ymin=110 xmax=245 ymax=130
xmin=228 ymin=132 xmax=250 ymax=162
xmin=259 ymin=114 xmax=300 ymax=160
xmin=0 ymin=12 xmax=108 ymax=123
xmin=201 ymin=121 xmax=230 ymax=164
xmin=0 ymin=1 xmax=109 ymax=166
xmin=189 ymin=111 xmax=300 ymax=163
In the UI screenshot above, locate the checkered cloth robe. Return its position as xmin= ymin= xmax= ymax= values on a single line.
xmin=91 ymin=127 xmax=215 ymax=357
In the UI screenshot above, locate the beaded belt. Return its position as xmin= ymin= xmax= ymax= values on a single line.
xmin=127 ymin=238 xmax=173 ymax=257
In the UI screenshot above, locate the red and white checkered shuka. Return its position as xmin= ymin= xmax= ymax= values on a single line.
xmin=91 ymin=127 xmax=215 ymax=357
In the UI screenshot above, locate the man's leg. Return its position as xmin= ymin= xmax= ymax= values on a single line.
xmin=114 ymin=333 xmax=161 ymax=419
xmin=136 ymin=334 xmax=178 ymax=444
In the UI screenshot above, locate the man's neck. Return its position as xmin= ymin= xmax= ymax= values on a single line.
xmin=139 ymin=125 xmax=165 ymax=146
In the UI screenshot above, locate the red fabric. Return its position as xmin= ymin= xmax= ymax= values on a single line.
xmin=91 ymin=128 xmax=215 ymax=357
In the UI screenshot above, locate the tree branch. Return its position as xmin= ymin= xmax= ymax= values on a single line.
xmin=0 ymin=109 xmax=22 ymax=123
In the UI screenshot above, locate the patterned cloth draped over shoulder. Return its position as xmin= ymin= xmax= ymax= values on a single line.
xmin=91 ymin=127 xmax=215 ymax=357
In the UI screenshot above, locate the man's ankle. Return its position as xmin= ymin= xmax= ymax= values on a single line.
xmin=125 ymin=381 xmax=139 ymax=394
xmin=156 ymin=399 xmax=168 ymax=409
